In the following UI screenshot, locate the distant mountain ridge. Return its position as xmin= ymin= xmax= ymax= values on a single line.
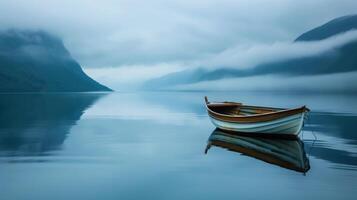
xmin=0 ymin=29 xmax=111 ymax=92
xmin=145 ymin=14 xmax=357 ymax=89
xmin=295 ymin=15 xmax=357 ymax=41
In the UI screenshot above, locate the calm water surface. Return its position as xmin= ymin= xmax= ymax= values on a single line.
xmin=0 ymin=92 xmax=357 ymax=200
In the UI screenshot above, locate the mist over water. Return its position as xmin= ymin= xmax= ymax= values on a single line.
xmin=85 ymin=30 xmax=357 ymax=91
xmin=171 ymin=71 xmax=357 ymax=92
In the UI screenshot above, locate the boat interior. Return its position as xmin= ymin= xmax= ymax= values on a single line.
xmin=207 ymin=102 xmax=282 ymax=116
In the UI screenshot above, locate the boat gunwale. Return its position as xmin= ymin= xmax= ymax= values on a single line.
xmin=205 ymin=97 xmax=309 ymax=123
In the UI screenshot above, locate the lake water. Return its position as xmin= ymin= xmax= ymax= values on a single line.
xmin=0 ymin=92 xmax=357 ymax=200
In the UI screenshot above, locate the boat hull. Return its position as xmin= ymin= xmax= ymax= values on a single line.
xmin=208 ymin=112 xmax=305 ymax=137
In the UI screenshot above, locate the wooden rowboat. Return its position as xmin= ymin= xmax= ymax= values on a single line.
xmin=205 ymin=97 xmax=309 ymax=138
xmin=205 ymin=129 xmax=310 ymax=173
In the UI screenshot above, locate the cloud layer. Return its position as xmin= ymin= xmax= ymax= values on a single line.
xmin=86 ymin=30 xmax=357 ymax=90
xmin=171 ymin=71 xmax=357 ymax=92
xmin=198 ymin=30 xmax=357 ymax=70
xmin=84 ymin=63 xmax=184 ymax=90
xmin=1 ymin=0 xmax=357 ymax=68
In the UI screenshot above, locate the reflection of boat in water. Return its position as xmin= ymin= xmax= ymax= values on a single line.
xmin=205 ymin=97 xmax=309 ymax=138
xmin=205 ymin=129 xmax=310 ymax=173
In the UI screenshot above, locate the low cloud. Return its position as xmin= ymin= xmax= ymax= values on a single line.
xmin=170 ymin=71 xmax=357 ymax=92
xmin=86 ymin=30 xmax=357 ymax=90
xmin=84 ymin=63 xmax=184 ymax=90
xmin=196 ymin=29 xmax=357 ymax=70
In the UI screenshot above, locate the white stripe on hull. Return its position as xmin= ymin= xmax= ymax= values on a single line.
xmin=209 ymin=113 xmax=305 ymax=136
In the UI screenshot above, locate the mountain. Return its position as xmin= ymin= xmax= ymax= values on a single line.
xmin=295 ymin=15 xmax=357 ymax=41
xmin=0 ymin=29 xmax=111 ymax=92
xmin=145 ymin=15 xmax=357 ymax=89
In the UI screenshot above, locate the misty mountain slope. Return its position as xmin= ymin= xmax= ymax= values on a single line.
xmin=0 ymin=30 xmax=111 ymax=92
xmin=295 ymin=14 xmax=357 ymax=41
xmin=144 ymin=15 xmax=357 ymax=89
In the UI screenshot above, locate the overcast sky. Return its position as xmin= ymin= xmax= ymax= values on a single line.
xmin=0 ymin=0 xmax=356 ymax=68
